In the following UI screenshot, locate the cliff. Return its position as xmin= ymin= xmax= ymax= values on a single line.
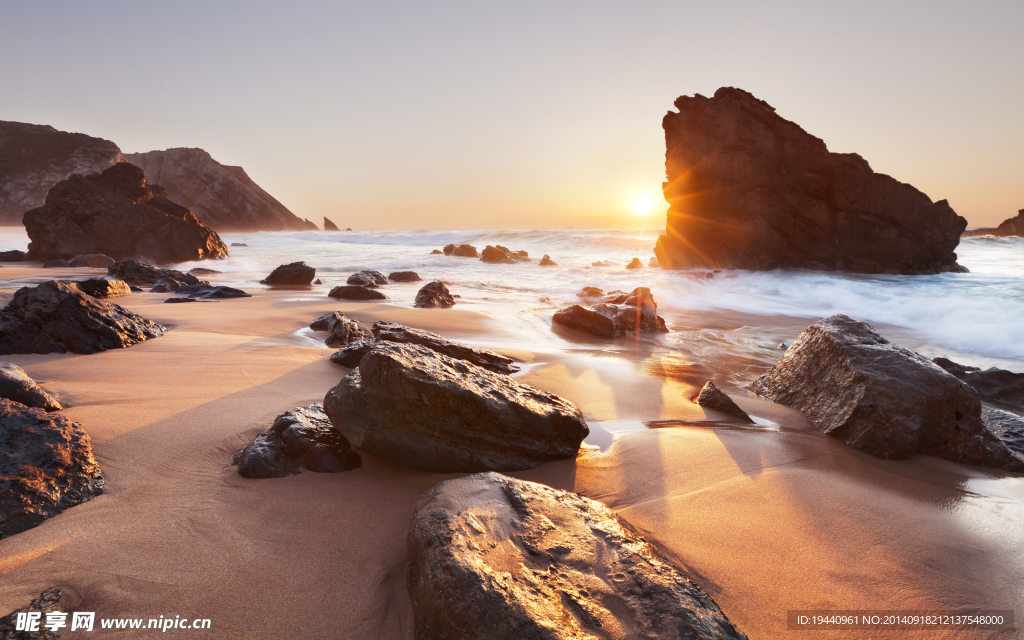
xmin=0 ymin=121 xmax=124 ymax=225
xmin=962 ymin=210 xmax=1024 ymax=237
xmin=123 ymin=148 xmax=317 ymax=232
xmin=654 ymin=88 xmax=967 ymax=274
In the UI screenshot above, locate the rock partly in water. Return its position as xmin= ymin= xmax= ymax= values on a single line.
xmin=323 ymin=216 xmax=340 ymax=231
xmin=626 ymin=257 xmax=644 ymax=269
xmin=309 ymin=312 xmax=370 ymax=347
xmin=347 ymin=270 xmax=387 ymax=286
xmin=0 ymin=399 xmax=104 ymax=539
xmin=328 ymin=285 xmax=388 ymax=301
xmin=749 ymin=314 xmax=1022 ymax=471
xmin=123 ymin=148 xmax=316 ymax=231
xmin=75 ymin=278 xmax=131 ymax=299
xmin=188 ymin=267 xmax=222 ymax=275
xmin=981 ymin=409 xmax=1024 ymax=463
xmin=173 ymin=284 xmax=252 ymax=300
xmin=414 ymin=281 xmax=455 ymax=308
xmin=539 ymin=254 xmax=557 ymax=266
xmin=261 ymin=261 xmax=315 ymax=285
xmin=0 ymin=363 xmax=61 ymax=411
xmin=577 ymin=286 xmax=605 ymax=298
xmin=107 ymin=259 xmax=207 ymax=287
xmin=24 ymin=162 xmax=229 ymax=264
xmin=324 ymin=342 xmax=588 ymax=472
xmin=388 ymin=270 xmax=422 ymax=282
xmin=330 ymin=339 xmax=376 ymax=368
xmin=0 ymin=280 xmax=165 ymax=355
xmin=430 ymin=249 xmax=443 ymax=255
xmin=649 ymin=256 xmax=660 ymax=268
xmin=481 ymin=245 xmax=529 ymax=264
xmin=150 ymin=277 xmax=184 ymax=293
xmin=693 ymin=381 xmax=753 ymax=422
xmin=655 ymin=88 xmax=968 ymax=275
xmin=232 ymin=403 xmax=361 ymax=478
xmin=408 ymin=472 xmax=749 ymax=640
xmin=553 ymin=287 xmax=668 ymax=338
xmin=961 ymin=210 xmax=1024 ymax=238
xmin=442 ymin=243 xmax=478 ymax=257
xmin=933 ymin=357 xmax=1024 ymax=412
xmin=231 ymin=242 xmax=248 ymax=247
xmin=0 ymin=250 xmax=25 ymax=261
xmin=370 ymin=321 xmax=518 ymax=374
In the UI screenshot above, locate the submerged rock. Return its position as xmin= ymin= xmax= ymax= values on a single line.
xmin=261 ymin=261 xmax=315 ymax=285
xmin=0 ymin=363 xmax=61 ymax=411
xmin=107 ymin=258 xmax=207 ymax=287
xmin=430 ymin=249 xmax=443 ymax=255
xmin=388 ymin=270 xmax=422 ymax=282
xmin=414 ymin=280 xmax=455 ymax=308
xmin=933 ymin=357 xmax=1024 ymax=412
xmin=577 ymin=286 xmax=605 ymax=298
xmin=656 ymin=88 xmax=967 ymax=274
xmin=649 ymin=256 xmax=660 ymax=268
xmin=0 ymin=280 xmax=165 ymax=355
xmin=76 ymin=277 xmax=132 ymax=299
xmin=347 ymin=270 xmax=387 ymax=286
xmin=553 ymin=287 xmax=667 ymax=338
xmin=443 ymin=243 xmax=478 ymax=257
xmin=324 ymin=342 xmax=587 ymax=472
xmin=369 ymin=321 xmax=518 ymax=373
xmin=408 ymin=473 xmax=749 ymax=640
xmin=188 ymin=267 xmax=222 ymax=275
xmin=232 ymin=403 xmax=361 ymax=478
xmin=0 ymin=399 xmax=104 ymax=539
xmin=328 ymin=285 xmax=388 ymax=301
xmin=693 ymin=381 xmax=752 ymax=422
xmin=749 ymin=315 xmax=1022 ymax=471
xmin=231 ymin=242 xmax=248 ymax=247
xmin=626 ymin=257 xmax=643 ymax=269
xmin=171 ymin=284 xmax=252 ymax=300
xmin=539 ymin=254 xmax=557 ymax=266
xmin=481 ymin=245 xmax=529 ymax=264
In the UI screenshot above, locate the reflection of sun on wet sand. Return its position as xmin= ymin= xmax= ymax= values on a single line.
xmin=0 ymin=277 xmax=1020 ymax=639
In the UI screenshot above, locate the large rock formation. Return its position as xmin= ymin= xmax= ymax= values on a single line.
xmin=23 ymin=162 xmax=229 ymax=264
xmin=749 ymin=315 xmax=1022 ymax=471
xmin=408 ymin=473 xmax=748 ymax=640
xmin=232 ymin=404 xmax=361 ymax=478
xmin=655 ymin=88 xmax=968 ymax=274
xmin=961 ymin=209 xmax=1024 ymax=237
xmin=0 ymin=120 xmax=124 ymax=226
xmin=0 ymin=280 xmax=165 ymax=355
xmin=0 ymin=399 xmax=104 ymax=540
xmin=123 ymin=148 xmax=316 ymax=231
xmin=324 ymin=342 xmax=588 ymax=472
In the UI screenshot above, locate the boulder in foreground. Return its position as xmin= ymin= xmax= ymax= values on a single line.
xmin=232 ymin=404 xmax=361 ymax=478
xmin=0 ymin=280 xmax=165 ymax=355
xmin=749 ymin=314 xmax=1022 ymax=471
xmin=655 ymin=88 xmax=967 ymax=274
xmin=414 ymin=280 xmax=455 ymax=308
xmin=408 ymin=472 xmax=748 ymax=640
xmin=693 ymin=381 xmax=752 ymax=422
xmin=23 ymin=162 xmax=229 ymax=264
xmin=328 ymin=285 xmax=388 ymax=301
xmin=0 ymin=399 xmax=104 ymax=539
xmin=0 ymin=363 xmax=61 ymax=411
xmin=553 ymin=287 xmax=668 ymax=338
xmin=324 ymin=342 xmax=587 ymax=472
xmin=365 ymin=321 xmax=518 ymax=373
xmin=933 ymin=357 xmax=1024 ymax=412
xmin=261 ymin=261 xmax=315 ymax=285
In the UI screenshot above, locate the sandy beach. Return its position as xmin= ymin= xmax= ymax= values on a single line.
xmin=0 ymin=266 xmax=1020 ymax=639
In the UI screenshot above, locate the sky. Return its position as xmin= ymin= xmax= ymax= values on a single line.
xmin=1 ymin=0 xmax=1021 ymax=229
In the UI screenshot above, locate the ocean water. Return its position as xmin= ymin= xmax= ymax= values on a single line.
xmin=2 ymin=228 xmax=1022 ymax=380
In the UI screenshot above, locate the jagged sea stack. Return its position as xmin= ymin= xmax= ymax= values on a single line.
xmin=654 ymin=88 xmax=967 ymax=274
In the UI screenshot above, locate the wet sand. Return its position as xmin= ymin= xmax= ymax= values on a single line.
xmin=0 ymin=275 xmax=1021 ymax=639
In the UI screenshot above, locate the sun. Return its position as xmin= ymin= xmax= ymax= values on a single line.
xmin=629 ymin=195 xmax=657 ymax=216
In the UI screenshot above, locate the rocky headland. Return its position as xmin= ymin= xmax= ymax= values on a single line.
xmin=655 ymin=88 xmax=968 ymax=274
xmin=961 ymin=209 xmax=1024 ymax=237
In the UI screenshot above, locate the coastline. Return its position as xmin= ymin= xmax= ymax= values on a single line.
xmin=0 ymin=271 xmax=1020 ymax=638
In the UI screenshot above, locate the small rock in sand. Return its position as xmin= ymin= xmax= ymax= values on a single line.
xmin=0 ymin=363 xmax=61 ymax=411
xmin=233 ymin=403 xmax=361 ymax=478
xmin=693 ymin=381 xmax=753 ymax=422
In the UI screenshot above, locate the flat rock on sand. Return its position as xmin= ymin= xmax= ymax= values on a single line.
xmin=0 ymin=280 xmax=165 ymax=355
xmin=369 ymin=320 xmax=517 ymax=373
xmin=233 ymin=404 xmax=361 ymax=478
xmin=324 ymin=342 xmax=587 ymax=472
xmin=0 ymin=399 xmax=104 ymax=540
xmin=408 ymin=472 xmax=748 ymax=640
xmin=107 ymin=258 xmax=207 ymax=287
xmin=750 ymin=314 xmax=1022 ymax=471
xmin=0 ymin=363 xmax=61 ymax=411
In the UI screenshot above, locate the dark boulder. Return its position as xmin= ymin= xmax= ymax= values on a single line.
xmin=408 ymin=472 xmax=748 ymax=640
xmin=75 ymin=277 xmax=131 ymax=299
xmin=173 ymin=284 xmax=251 ymax=300
xmin=347 ymin=270 xmax=387 ymax=286
xmin=655 ymin=88 xmax=968 ymax=274
xmin=414 ymin=280 xmax=455 ymax=308
xmin=481 ymin=245 xmax=529 ymax=263
xmin=369 ymin=321 xmax=518 ymax=373
xmin=626 ymin=257 xmax=643 ymax=269
xmin=553 ymin=287 xmax=668 ymax=338
xmin=231 ymin=242 xmax=248 ymax=247
xmin=164 ymin=297 xmax=198 ymax=304
xmin=324 ymin=342 xmax=588 ymax=472
xmin=388 ymin=271 xmax=422 ymax=282
xmin=23 ymin=162 xmax=229 ymax=264
xmin=0 ymin=588 xmax=65 ymax=639
xmin=328 ymin=285 xmax=388 ymax=301
xmin=693 ymin=381 xmax=752 ymax=422
xmin=232 ymin=403 xmax=361 ymax=478
xmin=68 ymin=253 xmax=114 ymax=268
xmin=749 ymin=315 xmax=1022 ymax=471
xmin=261 ymin=261 xmax=315 ymax=285
xmin=150 ymin=277 xmax=184 ymax=293
xmin=0 ymin=250 xmax=25 ymax=262
xmin=981 ymin=409 xmax=1024 ymax=464
xmin=309 ymin=312 xmax=369 ymax=347
xmin=330 ymin=339 xmax=375 ymax=368
xmin=0 ymin=363 xmax=61 ymax=411
xmin=107 ymin=258 xmax=207 ymax=287
xmin=0 ymin=280 xmax=165 ymax=355
xmin=323 ymin=216 xmax=340 ymax=231
xmin=933 ymin=357 xmax=1024 ymax=412
xmin=539 ymin=254 xmax=557 ymax=266
xmin=0 ymin=399 xmax=104 ymax=539
xmin=188 ymin=267 xmax=222 ymax=275
xmin=443 ymin=243 xmax=478 ymax=257
xmin=43 ymin=258 xmax=70 ymax=268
